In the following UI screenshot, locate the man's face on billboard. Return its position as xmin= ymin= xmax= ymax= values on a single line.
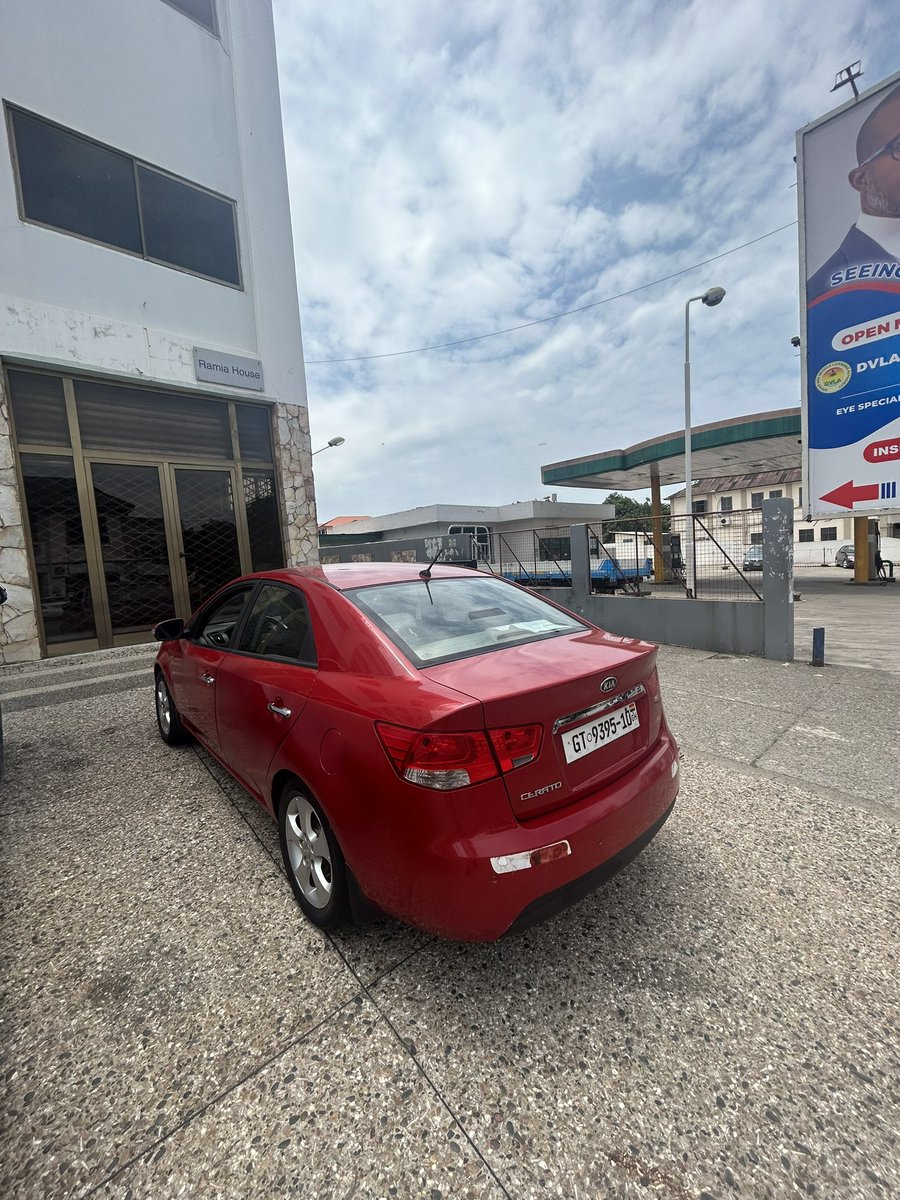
xmin=849 ymin=88 xmax=900 ymax=217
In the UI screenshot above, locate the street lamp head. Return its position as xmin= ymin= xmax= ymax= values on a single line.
xmin=702 ymin=286 xmax=726 ymax=307
xmin=312 ymin=435 xmax=346 ymax=456
xmin=701 ymin=286 xmax=726 ymax=307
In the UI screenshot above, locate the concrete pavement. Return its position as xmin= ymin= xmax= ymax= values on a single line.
xmin=792 ymin=566 xmax=899 ymax=674
xmin=0 ymin=639 xmax=897 ymax=1199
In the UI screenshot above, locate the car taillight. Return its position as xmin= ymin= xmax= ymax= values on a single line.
xmin=376 ymin=722 xmax=543 ymax=791
xmin=488 ymin=724 xmax=542 ymax=772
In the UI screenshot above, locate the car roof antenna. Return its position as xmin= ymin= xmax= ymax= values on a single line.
xmin=419 ymin=546 xmax=445 ymax=580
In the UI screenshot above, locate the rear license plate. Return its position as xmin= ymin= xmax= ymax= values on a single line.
xmin=561 ymin=702 xmax=639 ymax=763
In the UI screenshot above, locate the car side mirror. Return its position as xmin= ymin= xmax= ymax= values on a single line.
xmin=154 ymin=617 xmax=185 ymax=642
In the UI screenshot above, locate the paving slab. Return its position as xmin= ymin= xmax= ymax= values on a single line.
xmin=657 ymin=646 xmax=900 ymax=811
xmin=95 ymin=995 xmax=504 ymax=1200
xmin=371 ymin=759 xmax=899 ymax=1200
xmin=2 ymin=638 xmax=898 ymax=1199
xmin=0 ymin=723 xmax=358 ymax=1197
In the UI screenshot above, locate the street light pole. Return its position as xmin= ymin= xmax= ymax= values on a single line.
xmin=683 ymin=286 xmax=725 ymax=598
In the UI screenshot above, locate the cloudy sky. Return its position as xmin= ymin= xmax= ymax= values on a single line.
xmin=272 ymin=0 xmax=896 ymax=523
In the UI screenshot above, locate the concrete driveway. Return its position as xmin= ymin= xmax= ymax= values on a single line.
xmin=1 ymin=642 xmax=897 ymax=1199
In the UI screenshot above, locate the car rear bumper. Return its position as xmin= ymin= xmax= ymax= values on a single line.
xmin=504 ymin=798 xmax=675 ymax=937
xmin=382 ymin=728 xmax=679 ymax=941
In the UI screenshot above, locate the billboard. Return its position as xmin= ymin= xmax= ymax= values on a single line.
xmin=798 ymin=71 xmax=900 ymax=517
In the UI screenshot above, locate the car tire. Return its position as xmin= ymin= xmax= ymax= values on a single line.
xmin=155 ymin=670 xmax=190 ymax=745
xmin=278 ymin=782 xmax=350 ymax=930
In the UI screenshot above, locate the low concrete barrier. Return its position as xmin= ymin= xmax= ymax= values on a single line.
xmin=535 ymin=586 xmax=766 ymax=656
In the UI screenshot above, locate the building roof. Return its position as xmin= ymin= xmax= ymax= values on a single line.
xmin=668 ymin=468 xmax=802 ymax=499
xmin=324 ymin=498 xmax=616 ymax=537
xmin=541 ymin=409 xmax=801 ymax=492
xmin=318 ymin=515 xmax=371 ymax=532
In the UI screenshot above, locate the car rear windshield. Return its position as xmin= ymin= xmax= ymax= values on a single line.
xmin=346 ymin=575 xmax=588 ymax=666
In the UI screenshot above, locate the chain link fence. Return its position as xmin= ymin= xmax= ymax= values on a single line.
xmin=465 ymin=512 xmax=765 ymax=601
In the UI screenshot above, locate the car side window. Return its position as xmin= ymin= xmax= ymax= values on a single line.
xmin=237 ymin=584 xmax=317 ymax=665
xmin=192 ymin=587 xmax=253 ymax=650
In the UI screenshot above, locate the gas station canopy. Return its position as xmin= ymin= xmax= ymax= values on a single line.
xmin=541 ymin=409 xmax=801 ymax=492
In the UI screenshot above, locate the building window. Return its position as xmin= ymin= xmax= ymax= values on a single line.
xmin=750 ymin=532 xmax=763 ymax=545
xmin=7 ymin=105 xmax=240 ymax=287
xmin=162 ymin=0 xmax=217 ymax=34
xmin=751 ymin=492 xmax=763 ymax=509
xmin=719 ymin=496 xmax=733 ymax=513
xmin=798 ymin=488 xmax=803 ymax=509
xmin=536 ymin=536 xmax=571 ymax=562
xmin=820 ymin=527 xmax=837 ymax=541
xmin=691 ymin=499 xmax=707 ymax=514
xmin=768 ymin=490 xmax=782 ymax=500
xmin=798 ymin=529 xmax=814 ymax=542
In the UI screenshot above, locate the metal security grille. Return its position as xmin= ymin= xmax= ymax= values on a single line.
xmin=173 ymin=469 xmax=242 ymax=610
xmin=90 ymin=463 xmax=176 ymax=634
xmin=243 ymin=469 xmax=284 ymax=571
xmin=7 ymin=371 xmax=70 ymax=446
xmin=236 ymin=404 xmax=274 ymax=462
xmin=75 ymin=379 xmax=233 ymax=458
xmin=20 ymin=454 xmax=96 ymax=643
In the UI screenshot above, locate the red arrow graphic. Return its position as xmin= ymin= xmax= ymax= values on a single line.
xmin=819 ymin=480 xmax=880 ymax=509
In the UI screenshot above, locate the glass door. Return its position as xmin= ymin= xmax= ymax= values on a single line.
xmin=170 ymin=467 xmax=243 ymax=611
xmin=88 ymin=462 xmax=178 ymax=638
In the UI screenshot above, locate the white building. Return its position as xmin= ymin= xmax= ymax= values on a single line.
xmin=0 ymin=0 xmax=317 ymax=661
xmin=668 ymin=469 xmax=900 ymax=562
xmin=319 ymin=498 xmax=617 ymax=569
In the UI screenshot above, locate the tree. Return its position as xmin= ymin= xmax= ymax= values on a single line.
xmin=602 ymin=493 xmax=670 ymax=533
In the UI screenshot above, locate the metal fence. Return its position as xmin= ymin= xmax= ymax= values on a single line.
xmin=642 ymin=509 xmax=765 ymax=601
xmin=467 ymin=512 xmax=765 ymax=602
xmin=473 ymin=526 xmax=576 ymax=586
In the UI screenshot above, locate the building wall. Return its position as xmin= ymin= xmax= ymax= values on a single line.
xmin=0 ymin=0 xmax=317 ymax=660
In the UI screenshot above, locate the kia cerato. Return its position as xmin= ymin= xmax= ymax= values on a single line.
xmin=153 ymin=564 xmax=679 ymax=941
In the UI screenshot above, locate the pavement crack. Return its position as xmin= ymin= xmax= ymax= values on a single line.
xmin=80 ymin=990 xmax=368 ymax=1197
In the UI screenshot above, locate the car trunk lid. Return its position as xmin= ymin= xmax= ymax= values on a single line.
xmin=421 ymin=630 xmax=662 ymax=819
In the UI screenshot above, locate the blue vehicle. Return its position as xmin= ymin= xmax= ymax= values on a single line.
xmin=502 ymin=556 xmax=653 ymax=591
xmin=591 ymin=556 xmax=653 ymax=591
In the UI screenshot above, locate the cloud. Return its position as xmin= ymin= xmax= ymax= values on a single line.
xmin=273 ymin=0 xmax=896 ymax=520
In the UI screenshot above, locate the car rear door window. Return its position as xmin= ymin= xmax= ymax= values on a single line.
xmin=237 ymin=584 xmax=316 ymax=664
xmin=192 ymin=587 xmax=253 ymax=649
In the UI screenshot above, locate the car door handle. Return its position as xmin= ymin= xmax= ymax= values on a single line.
xmin=200 ymin=673 xmax=215 ymax=686
xmin=267 ymin=702 xmax=292 ymax=718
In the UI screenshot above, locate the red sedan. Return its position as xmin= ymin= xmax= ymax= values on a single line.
xmin=153 ymin=563 xmax=679 ymax=941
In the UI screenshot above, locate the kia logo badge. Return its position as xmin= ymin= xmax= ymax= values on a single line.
xmin=600 ymin=676 xmax=617 ymax=693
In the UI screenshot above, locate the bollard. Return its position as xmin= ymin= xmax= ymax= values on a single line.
xmin=811 ymin=627 xmax=825 ymax=667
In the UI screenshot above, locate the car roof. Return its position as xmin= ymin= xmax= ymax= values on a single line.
xmin=248 ymin=562 xmax=486 ymax=592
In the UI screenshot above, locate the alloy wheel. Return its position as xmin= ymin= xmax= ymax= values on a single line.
xmin=284 ymin=794 xmax=333 ymax=909
xmin=156 ymin=676 xmax=171 ymax=736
